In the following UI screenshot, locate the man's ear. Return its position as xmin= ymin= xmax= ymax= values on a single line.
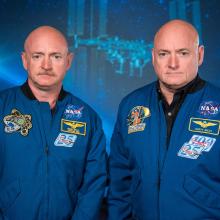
xmin=198 ymin=45 xmax=204 ymax=66
xmin=66 ymin=52 xmax=74 ymax=70
xmin=151 ymin=48 xmax=155 ymax=66
xmin=21 ymin=52 xmax=28 ymax=70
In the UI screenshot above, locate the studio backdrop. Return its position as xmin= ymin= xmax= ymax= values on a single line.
xmin=1 ymin=0 xmax=220 ymax=150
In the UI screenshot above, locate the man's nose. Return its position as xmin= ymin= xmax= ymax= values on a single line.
xmin=168 ymin=54 xmax=179 ymax=70
xmin=41 ymin=57 xmax=52 ymax=70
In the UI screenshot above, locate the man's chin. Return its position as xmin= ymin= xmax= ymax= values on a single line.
xmin=34 ymin=82 xmax=55 ymax=91
xmin=162 ymin=80 xmax=187 ymax=90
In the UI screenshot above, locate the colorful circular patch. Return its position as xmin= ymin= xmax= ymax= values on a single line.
xmin=198 ymin=101 xmax=220 ymax=117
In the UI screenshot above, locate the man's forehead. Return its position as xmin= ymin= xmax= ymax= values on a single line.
xmin=24 ymin=26 xmax=68 ymax=52
xmin=154 ymin=21 xmax=199 ymax=48
xmin=27 ymin=41 xmax=67 ymax=52
xmin=154 ymin=31 xmax=198 ymax=51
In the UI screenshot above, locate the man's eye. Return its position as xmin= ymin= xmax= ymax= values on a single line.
xmin=158 ymin=52 xmax=167 ymax=57
xmin=52 ymin=54 xmax=62 ymax=59
xmin=32 ymin=54 xmax=41 ymax=59
xmin=179 ymin=51 xmax=189 ymax=56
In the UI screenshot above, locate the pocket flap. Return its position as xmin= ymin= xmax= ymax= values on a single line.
xmin=183 ymin=175 xmax=220 ymax=209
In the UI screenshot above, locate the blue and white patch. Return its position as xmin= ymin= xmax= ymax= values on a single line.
xmin=63 ymin=104 xmax=84 ymax=120
xmin=178 ymin=142 xmax=203 ymax=159
xmin=54 ymin=133 xmax=77 ymax=147
xmin=189 ymin=135 xmax=216 ymax=152
xmin=178 ymin=135 xmax=216 ymax=159
xmin=198 ymin=101 xmax=220 ymax=117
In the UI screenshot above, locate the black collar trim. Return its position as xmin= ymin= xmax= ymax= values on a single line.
xmin=157 ymin=75 xmax=205 ymax=99
xmin=20 ymin=81 xmax=67 ymax=101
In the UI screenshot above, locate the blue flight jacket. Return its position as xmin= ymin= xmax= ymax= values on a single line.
xmin=108 ymin=81 xmax=220 ymax=220
xmin=0 ymin=85 xmax=106 ymax=220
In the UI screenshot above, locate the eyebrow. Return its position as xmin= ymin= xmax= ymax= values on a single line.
xmin=157 ymin=48 xmax=190 ymax=53
xmin=31 ymin=52 xmax=63 ymax=55
xmin=176 ymin=48 xmax=190 ymax=52
xmin=157 ymin=49 xmax=170 ymax=53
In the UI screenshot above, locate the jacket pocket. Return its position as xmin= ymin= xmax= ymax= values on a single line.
xmin=0 ymin=179 xmax=21 ymax=213
xmin=183 ymin=175 xmax=220 ymax=209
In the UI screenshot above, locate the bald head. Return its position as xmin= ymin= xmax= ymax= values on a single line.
xmin=21 ymin=25 xmax=73 ymax=94
xmin=154 ymin=19 xmax=199 ymax=48
xmin=24 ymin=26 xmax=69 ymax=53
xmin=152 ymin=19 xmax=204 ymax=95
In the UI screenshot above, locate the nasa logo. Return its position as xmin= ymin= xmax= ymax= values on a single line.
xmin=198 ymin=101 xmax=220 ymax=117
xmin=63 ymin=104 xmax=84 ymax=120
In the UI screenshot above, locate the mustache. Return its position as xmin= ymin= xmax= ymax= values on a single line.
xmin=38 ymin=72 xmax=55 ymax=76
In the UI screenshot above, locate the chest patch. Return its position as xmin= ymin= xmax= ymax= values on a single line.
xmin=189 ymin=117 xmax=220 ymax=135
xmin=177 ymin=135 xmax=216 ymax=159
xmin=127 ymin=106 xmax=151 ymax=134
xmin=198 ymin=101 xmax=220 ymax=117
xmin=54 ymin=133 xmax=77 ymax=147
xmin=61 ymin=119 xmax=86 ymax=136
xmin=3 ymin=109 xmax=32 ymax=136
xmin=63 ymin=104 xmax=84 ymax=120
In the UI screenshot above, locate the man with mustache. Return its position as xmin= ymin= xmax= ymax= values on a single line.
xmin=108 ymin=19 xmax=220 ymax=219
xmin=0 ymin=26 xmax=106 ymax=220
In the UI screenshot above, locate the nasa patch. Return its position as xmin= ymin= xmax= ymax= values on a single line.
xmin=198 ymin=101 xmax=220 ymax=117
xmin=63 ymin=104 xmax=84 ymax=120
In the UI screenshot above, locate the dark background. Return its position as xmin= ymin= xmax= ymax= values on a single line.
xmin=0 ymin=0 xmax=220 ymax=150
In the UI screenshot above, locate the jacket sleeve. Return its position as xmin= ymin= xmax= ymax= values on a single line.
xmin=71 ymin=115 xmax=107 ymax=220
xmin=107 ymin=108 xmax=133 ymax=220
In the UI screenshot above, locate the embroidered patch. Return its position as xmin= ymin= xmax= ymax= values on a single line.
xmin=54 ymin=133 xmax=77 ymax=147
xmin=63 ymin=104 xmax=84 ymax=120
xmin=127 ymin=106 xmax=150 ymax=134
xmin=198 ymin=101 xmax=220 ymax=117
xmin=188 ymin=135 xmax=216 ymax=152
xmin=178 ymin=135 xmax=216 ymax=159
xmin=61 ymin=119 xmax=86 ymax=136
xmin=178 ymin=142 xmax=202 ymax=159
xmin=3 ymin=109 xmax=32 ymax=136
xmin=189 ymin=117 xmax=220 ymax=135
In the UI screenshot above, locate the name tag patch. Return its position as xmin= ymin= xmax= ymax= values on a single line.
xmin=189 ymin=117 xmax=220 ymax=135
xmin=178 ymin=135 xmax=216 ymax=159
xmin=61 ymin=119 xmax=86 ymax=136
xmin=54 ymin=133 xmax=77 ymax=147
